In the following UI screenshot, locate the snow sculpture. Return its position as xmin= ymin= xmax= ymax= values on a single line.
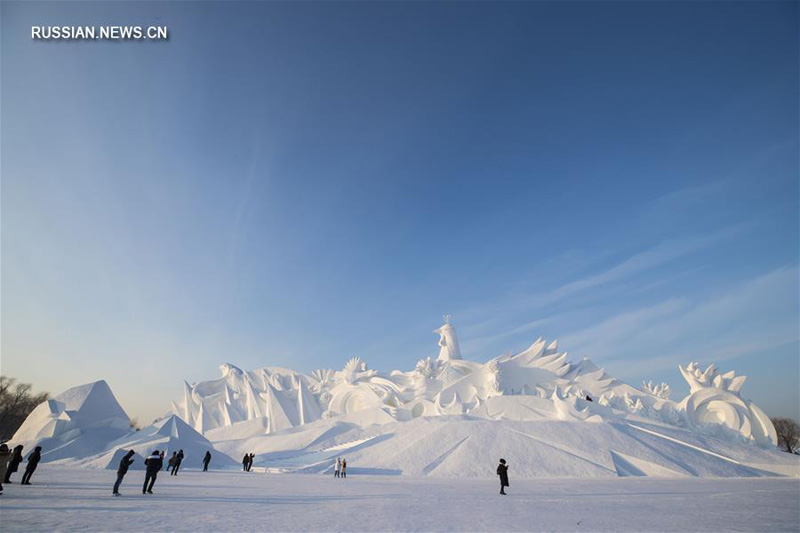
xmin=166 ymin=319 xmax=779 ymax=452
xmin=434 ymin=315 xmax=462 ymax=361
xmin=678 ymin=363 xmax=777 ymax=446
xmin=641 ymin=381 xmax=671 ymax=399
xmin=12 ymin=380 xmax=132 ymax=443
xmin=324 ymin=357 xmax=405 ymax=416
xmin=10 ymin=380 xmax=134 ymax=462
xmin=99 ymin=415 xmax=237 ymax=468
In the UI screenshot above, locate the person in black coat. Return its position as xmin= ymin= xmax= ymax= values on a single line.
xmin=247 ymin=453 xmax=255 ymax=472
xmin=143 ymin=450 xmax=163 ymax=494
xmin=497 ymin=458 xmax=509 ymax=495
xmin=242 ymin=453 xmax=250 ymax=472
xmin=4 ymin=445 xmax=24 ymax=483
xmin=170 ymin=450 xmax=184 ymax=476
xmin=113 ymin=450 xmax=136 ymax=496
xmin=20 ymin=446 xmax=42 ymax=485
xmin=202 ymin=451 xmax=212 ymax=472
xmin=167 ymin=452 xmax=177 ymax=472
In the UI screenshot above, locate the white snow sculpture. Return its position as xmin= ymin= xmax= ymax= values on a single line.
xmin=100 ymin=415 xmax=237 ymax=468
xmin=678 ymin=363 xmax=777 ymax=446
xmin=13 ymin=380 xmax=131 ymax=443
xmin=641 ymin=381 xmax=671 ymax=399
xmin=166 ymin=319 xmax=780 ymax=452
xmin=10 ymin=380 xmax=134 ymax=462
xmin=325 ymin=357 xmax=405 ymax=417
xmin=434 ymin=315 xmax=462 ymax=361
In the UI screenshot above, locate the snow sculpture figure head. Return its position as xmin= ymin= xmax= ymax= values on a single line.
xmin=434 ymin=315 xmax=462 ymax=361
xmin=678 ymin=362 xmax=777 ymax=447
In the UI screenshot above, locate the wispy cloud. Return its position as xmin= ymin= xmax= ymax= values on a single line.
xmin=461 ymin=225 xmax=750 ymax=346
xmin=460 ymin=318 xmax=549 ymax=356
xmin=526 ymin=225 xmax=747 ymax=310
xmin=560 ymin=265 xmax=799 ymax=375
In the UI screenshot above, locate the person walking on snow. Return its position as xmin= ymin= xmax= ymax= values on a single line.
xmin=143 ymin=450 xmax=163 ymax=494
xmin=497 ymin=458 xmax=509 ymax=495
xmin=4 ymin=445 xmax=23 ymax=483
xmin=0 ymin=444 xmax=11 ymax=495
xmin=242 ymin=453 xmax=250 ymax=471
xmin=341 ymin=458 xmax=347 ymax=479
xmin=167 ymin=451 xmax=177 ymax=472
xmin=247 ymin=453 xmax=255 ymax=472
xmin=202 ymin=451 xmax=212 ymax=472
xmin=20 ymin=446 xmax=42 ymax=485
xmin=113 ymin=450 xmax=136 ymax=496
xmin=334 ymin=457 xmax=341 ymax=478
xmin=171 ymin=450 xmax=184 ymax=475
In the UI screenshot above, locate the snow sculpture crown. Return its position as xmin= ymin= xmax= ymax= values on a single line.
xmin=679 ymin=362 xmax=746 ymax=394
xmin=678 ymin=362 xmax=776 ymax=446
xmin=170 ymin=319 xmax=778 ymax=449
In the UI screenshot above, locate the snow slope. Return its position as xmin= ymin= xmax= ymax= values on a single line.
xmin=210 ymin=414 xmax=799 ymax=479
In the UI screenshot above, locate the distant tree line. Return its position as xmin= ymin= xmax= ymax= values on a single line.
xmin=771 ymin=417 xmax=800 ymax=454
xmin=0 ymin=376 xmax=49 ymax=442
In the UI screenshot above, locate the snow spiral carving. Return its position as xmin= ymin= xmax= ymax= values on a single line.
xmin=678 ymin=363 xmax=777 ymax=446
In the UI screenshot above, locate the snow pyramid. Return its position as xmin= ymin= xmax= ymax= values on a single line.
xmin=107 ymin=415 xmax=237 ymax=468
xmin=61 ymin=415 xmax=237 ymax=470
xmin=10 ymin=380 xmax=134 ymax=462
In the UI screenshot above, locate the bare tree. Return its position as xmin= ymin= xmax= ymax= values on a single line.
xmin=771 ymin=418 xmax=800 ymax=454
xmin=0 ymin=376 xmax=49 ymax=442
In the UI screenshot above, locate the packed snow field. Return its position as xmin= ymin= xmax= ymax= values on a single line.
xmin=1 ymin=466 xmax=798 ymax=532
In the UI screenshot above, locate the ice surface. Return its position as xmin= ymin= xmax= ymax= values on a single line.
xmin=0 ymin=466 xmax=797 ymax=532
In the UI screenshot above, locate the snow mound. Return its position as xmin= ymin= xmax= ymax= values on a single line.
xmin=10 ymin=380 xmax=133 ymax=462
xmin=59 ymin=415 xmax=237 ymax=470
xmin=211 ymin=415 xmax=797 ymax=479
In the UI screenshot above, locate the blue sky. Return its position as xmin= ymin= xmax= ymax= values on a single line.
xmin=2 ymin=1 xmax=797 ymax=424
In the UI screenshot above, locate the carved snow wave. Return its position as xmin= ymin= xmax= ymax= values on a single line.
xmin=172 ymin=320 xmax=778 ymax=447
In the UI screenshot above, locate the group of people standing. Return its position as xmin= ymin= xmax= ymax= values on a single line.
xmin=0 ymin=444 xmax=42 ymax=495
xmin=111 ymin=448 xmax=212 ymax=496
xmin=333 ymin=457 xmax=347 ymax=478
xmin=2 ymin=442 xmax=509 ymax=498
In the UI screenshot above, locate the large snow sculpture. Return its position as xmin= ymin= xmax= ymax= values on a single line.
xmin=678 ymin=362 xmax=777 ymax=446
xmin=10 ymin=380 xmax=134 ymax=462
xmin=171 ymin=364 xmax=324 ymax=434
xmin=167 ymin=318 xmax=779 ymax=452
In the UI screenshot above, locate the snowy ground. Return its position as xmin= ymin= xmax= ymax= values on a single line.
xmin=1 ymin=466 xmax=798 ymax=532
